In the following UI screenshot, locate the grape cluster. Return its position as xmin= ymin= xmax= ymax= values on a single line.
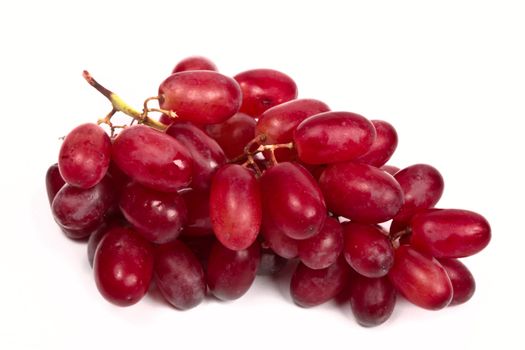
xmin=46 ymin=56 xmax=491 ymax=327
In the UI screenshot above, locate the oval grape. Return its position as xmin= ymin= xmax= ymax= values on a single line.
xmin=206 ymin=113 xmax=256 ymax=160
xmin=172 ymin=56 xmax=217 ymax=73
xmin=355 ymin=120 xmax=398 ymax=167
xmin=350 ymin=275 xmax=396 ymax=327
xmin=438 ymin=258 xmax=476 ymax=305
xmin=298 ymin=217 xmax=343 ymax=270
xmin=46 ymin=163 xmax=65 ymax=204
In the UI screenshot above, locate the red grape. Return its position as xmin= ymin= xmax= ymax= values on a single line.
xmin=350 ymin=275 xmax=396 ymax=327
xmin=166 ymin=121 xmax=227 ymax=191
xmin=180 ymin=190 xmax=213 ymax=237
xmin=58 ymin=123 xmax=111 ymax=189
xmin=87 ymin=215 xmax=126 ymax=267
xmin=45 ymin=163 xmax=65 ymax=204
xmin=355 ymin=120 xmax=398 ymax=167
xmin=257 ymin=246 xmax=287 ymax=276
xmin=260 ymin=218 xmax=299 ymax=259
xmin=388 ymin=245 xmax=452 ymax=310
xmin=112 ymin=125 xmax=192 ymax=192
xmin=234 ymin=69 xmax=297 ymax=117
xmin=260 ymin=162 xmax=327 ymax=240
xmin=319 ymin=162 xmax=404 ymax=223
xmin=294 ymin=111 xmax=376 ymax=164
xmin=381 ymin=165 xmax=400 ymax=176
xmin=94 ymin=227 xmax=154 ymax=306
xmin=209 ymin=164 xmax=261 ymax=250
xmin=342 ymin=222 xmax=394 ymax=278
xmin=159 ymin=71 xmax=241 ymax=125
xmin=206 ymin=113 xmax=256 ymax=160
xmin=119 ymin=182 xmax=187 ymax=244
xmin=154 ymin=240 xmax=206 ymax=310
xmin=206 ymin=241 xmax=260 ymax=301
xmin=172 ymin=56 xmax=217 ymax=73
xmin=298 ymin=217 xmax=343 ymax=270
xmin=410 ymin=209 xmax=491 ymax=258
xmin=438 ymin=258 xmax=476 ymax=305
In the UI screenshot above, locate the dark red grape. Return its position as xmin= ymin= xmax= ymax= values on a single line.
xmin=112 ymin=125 xmax=192 ymax=192
xmin=257 ymin=246 xmax=287 ymax=276
xmin=260 ymin=162 xmax=326 ymax=240
xmin=350 ymin=275 xmax=396 ymax=327
xmin=381 ymin=165 xmax=400 ymax=176
xmin=206 ymin=241 xmax=260 ymax=301
xmin=294 ymin=111 xmax=376 ymax=164
xmin=172 ymin=56 xmax=217 ymax=73
xmin=180 ymin=190 xmax=213 ymax=237
xmin=94 ymin=227 xmax=154 ymax=306
xmin=388 ymin=245 xmax=452 ymax=310
xmin=290 ymin=257 xmax=350 ymax=307
xmin=394 ymin=164 xmax=444 ymax=222
xmin=355 ymin=120 xmax=398 ymax=167
xmin=180 ymin=235 xmax=217 ymax=271
xmin=159 ymin=71 xmax=241 ymax=125
xmin=58 ymin=123 xmax=111 ymax=189
xmin=209 ymin=164 xmax=261 ymax=250
xmin=319 ymin=162 xmax=404 ymax=223
xmin=410 ymin=209 xmax=491 ymax=258
xmin=438 ymin=258 xmax=476 ymax=305
xmin=298 ymin=217 xmax=343 ymax=270
xmin=234 ymin=69 xmax=297 ymax=117
xmin=154 ymin=240 xmax=206 ymax=310
xmin=87 ymin=216 xmax=126 ymax=267
xmin=206 ymin=113 xmax=256 ymax=160
xmin=46 ymin=163 xmax=65 ymax=204
xmin=166 ymin=121 xmax=227 ymax=191
xmin=260 ymin=218 xmax=299 ymax=259
xmin=119 ymin=182 xmax=187 ymax=244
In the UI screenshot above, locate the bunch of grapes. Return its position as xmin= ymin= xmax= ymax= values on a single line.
xmin=46 ymin=56 xmax=491 ymax=327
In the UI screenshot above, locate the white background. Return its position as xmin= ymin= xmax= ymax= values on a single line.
xmin=0 ymin=1 xmax=523 ymax=349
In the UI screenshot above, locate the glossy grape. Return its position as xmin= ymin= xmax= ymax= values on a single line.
xmin=234 ymin=69 xmax=298 ymax=117
xmin=394 ymin=164 xmax=444 ymax=222
xmin=388 ymin=245 xmax=452 ymax=310
xmin=112 ymin=125 xmax=192 ymax=192
xmin=209 ymin=164 xmax=261 ymax=250
xmin=154 ymin=240 xmax=206 ymax=310
xmin=438 ymin=258 xmax=476 ymax=305
xmin=180 ymin=190 xmax=213 ymax=237
xmin=159 ymin=71 xmax=242 ymax=125
xmin=206 ymin=113 xmax=256 ymax=159
xmin=260 ymin=218 xmax=299 ymax=259
xmin=350 ymin=275 xmax=396 ymax=327
xmin=257 ymin=246 xmax=287 ymax=276
xmin=119 ymin=182 xmax=187 ymax=244
xmin=58 ymin=123 xmax=111 ymax=189
xmin=172 ymin=56 xmax=217 ymax=73
xmin=319 ymin=162 xmax=404 ymax=223
xmin=94 ymin=227 xmax=154 ymax=306
xmin=290 ymin=258 xmax=350 ymax=307
xmin=298 ymin=217 xmax=343 ymax=270
xmin=294 ymin=111 xmax=376 ymax=164
xmin=343 ymin=222 xmax=394 ymax=278
xmin=206 ymin=241 xmax=260 ymax=301
xmin=410 ymin=209 xmax=491 ymax=258
xmin=260 ymin=162 xmax=326 ymax=240
xmin=355 ymin=120 xmax=398 ymax=167
xmin=46 ymin=163 xmax=65 ymax=204
xmin=166 ymin=121 xmax=227 ymax=191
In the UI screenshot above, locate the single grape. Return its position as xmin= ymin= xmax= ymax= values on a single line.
xmin=206 ymin=241 xmax=260 ymax=301
xmin=410 ymin=209 xmax=491 ymax=258
xmin=343 ymin=222 xmax=394 ymax=278
xmin=290 ymin=257 xmax=350 ymax=307
xmin=112 ymin=125 xmax=193 ymax=192
xmin=298 ymin=217 xmax=343 ymax=270
xmin=355 ymin=120 xmax=398 ymax=167
xmin=257 ymin=246 xmax=287 ymax=276
xmin=94 ymin=227 xmax=154 ymax=307
xmin=234 ymin=68 xmax=298 ymax=117
xmin=205 ymin=113 xmax=256 ymax=160
xmin=319 ymin=162 xmax=404 ymax=223
xmin=260 ymin=218 xmax=299 ymax=259
xmin=388 ymin=245 xmax=452 ymax=310
xmin=58 ymin=123 xmax=111 ymax=189
xmin=294 ymin=111 xmax=376 ymax=164
xmin=154 ymin=240 xmax=206 ymax=310
xmin=350 ymin=275 xmax=396 ymax=327
xmin=260 ymin=162 xmax=326 ymax=240
xmin=394 ymin=164 xmax=444 ymax=223
xmin=119 ymin=182 xmax=187 ymax=244
xmin=159 ymin=71 xmax=241 ymax=125
xmin=172 ymin=56 xmax=218 ymax=73
xmin=209 ymin=164 xmax=261 ymax=251
xmin=438 ymin=258 xmax=476 ymax=305
xmin=381 ymin=165 xmax=400 ymax=176
xmin=166 ymin=121 xmax=227 ymax=191
xmin=45 ymin=163 xmax=65 ymax=204
xmin=180 ymin=190 xmax=213 ymax=237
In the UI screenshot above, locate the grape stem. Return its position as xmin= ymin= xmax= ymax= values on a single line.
xmin=83 ymin=71 xmax=167 ymax=131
